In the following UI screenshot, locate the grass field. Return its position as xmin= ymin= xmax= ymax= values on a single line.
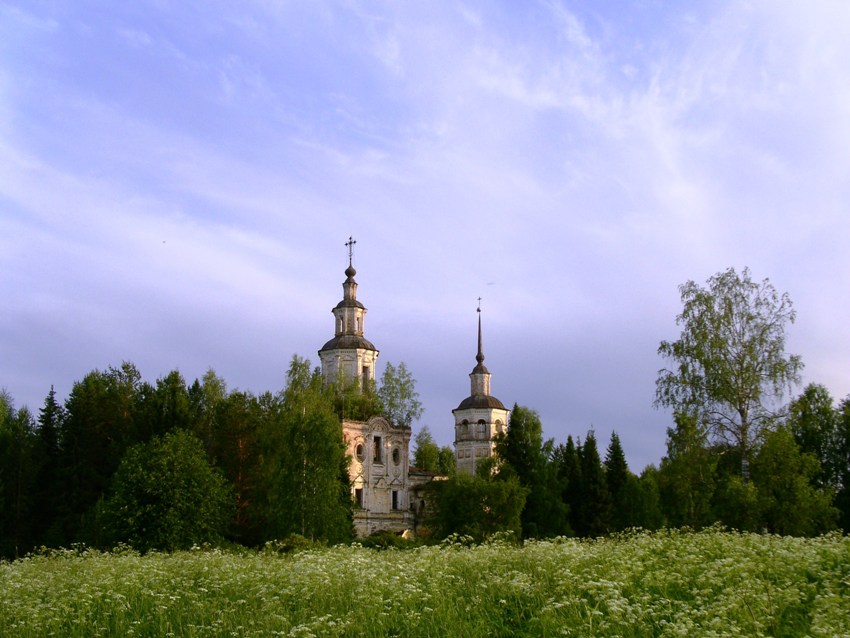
xmin=1 ymin=528 xmax=849 ymax=637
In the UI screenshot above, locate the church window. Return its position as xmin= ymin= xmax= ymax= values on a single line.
xmin=356 ymin=316 xmax=361 ymax=332
xmin=355 ymin=444 xmax=364 ymax=462
xmin=373 ymin=436 xmax=383 ymax=464
xmin=355 ymin=488 xmax=363 ymax=508
xmin=362 ymin=365 xmax=370 ymax=382
xmin=392 ymin=447 xmax=401 ymax=465
xmin=477 ymin=419 xmax=486 ymax=438
xmin=392 ymin=490 xmax=399 ymax=511
xmin=495 ymin=420 xmax=504 ymax=434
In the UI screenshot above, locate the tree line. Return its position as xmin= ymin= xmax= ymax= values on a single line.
xmin=2 ymin=267 xmax=848 ymax=556
xmin=416 ymin=267 xmax=848 ymax=541
xmin=0 ymin=357 xmax=424 ymax=558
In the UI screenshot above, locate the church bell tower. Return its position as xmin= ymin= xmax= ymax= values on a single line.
xmin=453 ymin=303 xmax=510 ymax=475
xmin=318 ymin=237 xmax=379 ymax=389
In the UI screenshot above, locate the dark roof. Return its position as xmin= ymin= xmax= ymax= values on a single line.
xmin=319 ymin=334 xmax=378 ymax=352
xmin=454 ymin=394 xmax=507 ymax=411
xmin=334 ymin=299 xmax=365 ymax=310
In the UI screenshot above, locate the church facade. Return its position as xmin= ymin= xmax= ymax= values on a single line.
xmin=318 ymin=239 xmax=509 ymax=536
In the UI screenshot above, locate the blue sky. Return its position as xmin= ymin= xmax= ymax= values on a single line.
xmin=2 ymin=1 xmax=849 ymax=470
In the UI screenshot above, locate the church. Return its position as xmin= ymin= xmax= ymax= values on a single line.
xmin=318 ymin=239 xmax=511 ymax=536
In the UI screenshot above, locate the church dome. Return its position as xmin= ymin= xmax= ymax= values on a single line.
xmin=454 ymin=394 xmax=507 ymax=411
xmin=319 ymin=334 xmax=378 ymax=353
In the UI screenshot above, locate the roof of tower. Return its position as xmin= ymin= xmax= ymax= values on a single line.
xmin=319 ymin=334 xmax=378 ymax=353
xmin=454 ymin=394 xmax=507 ymax=411
xmin=335 ymin=298 xmax=365 ymax=310
xmin=454 ymin=302 xmax=505 ymax=411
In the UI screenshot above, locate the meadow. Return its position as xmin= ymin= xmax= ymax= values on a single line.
xmin=1 ymin=528 xmax=848 ymax=637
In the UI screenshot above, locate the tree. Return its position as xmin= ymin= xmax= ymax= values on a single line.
xmin=494 ymin=405 xmax=569 ymax=538
xmin=832 ymin=397 xmax=850 ymax=531
xmin=57 ymin=365 xmax=141 ymax=545
xmin=437 ymin=445 xmax=456 ymax=475
xmin=187 ymin=368 xmax=228 ymax=462
xmin=604 ymin=432 xmax=631 ymax=531
xmin=752 ymin=427 xmax=837 ymax=535
xmin=655 ymin=267 xmax=803 ymax=479
xmin=0 ymin=393 xmax=38 ymax=558
xmin=102 ymin=430 xmax=234 ymax=552
xmin=657 ymin=412 xmax=717 ymax=528
xmin=377 ymin=361 xmax=423 ymax=427
xmin=412 ymin=425 xmax=440 ymax=471
xmin=788 ymin=384 xmax=840 ymax=489
xmin=573 ymin=431 xmax=612 ymax=537
xmin=267 ymin=356 xmax=353 ymax=543
xmin=554 ymin=436 xmax=582 ymax=535
xmin=32 ymin=386 xmax=64 ymax=546
xmin=428 ymin=472 xmax=527 ymax=542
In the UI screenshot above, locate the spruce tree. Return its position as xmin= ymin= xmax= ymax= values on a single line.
xmin=575 ymin=431 xmax=612 ymax=537
xmin=604 ymin=431 xmax=630 ymax=531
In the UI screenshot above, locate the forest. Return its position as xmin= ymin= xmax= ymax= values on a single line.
xmin=1 ymin=267 xmax=848 ymax=557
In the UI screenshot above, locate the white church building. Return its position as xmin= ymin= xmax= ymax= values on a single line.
xmin=318 ymin=239 xmax=510 ymax=536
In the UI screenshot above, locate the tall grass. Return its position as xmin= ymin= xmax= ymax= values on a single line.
xmin=1 ymin=528 xmax=848 ymax=637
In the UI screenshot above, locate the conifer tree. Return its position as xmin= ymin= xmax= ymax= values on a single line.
xmin=495 ymin=405 xmax=568 ymax=538
xmin=604 ymin=431 xmax=630 ymax=531
xmin=574 ymin=431 xmax=612 ymax=537
xmin=33 ymin=386 xmax=64 ymax=545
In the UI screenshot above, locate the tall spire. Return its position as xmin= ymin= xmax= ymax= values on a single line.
xmin=473 ymin=299 xmax=488 ymax=375
xmin=476 ymin=298 xmax=484 ymax=366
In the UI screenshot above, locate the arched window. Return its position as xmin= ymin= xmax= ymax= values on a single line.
xmin=392 ymin=447 xmax=401 ymax=465
xmin=355 ymin=444 xmax=364 ymax=462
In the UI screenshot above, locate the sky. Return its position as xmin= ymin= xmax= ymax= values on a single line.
xmin=2 ymin=0 xmax=849 ymax=471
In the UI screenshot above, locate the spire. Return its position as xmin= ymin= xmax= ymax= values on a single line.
xmin=473 ymin=298 xmax=488 ymax=375
xmin=476 ymin=298 xmax=484 ymax=365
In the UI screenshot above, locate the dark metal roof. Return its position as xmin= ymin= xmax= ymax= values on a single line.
xmin=334 ymin=299 xmax=366 ymax=310
xmin=454 ymin=394 xmax=507 ymax=411
xmin=319 ymin=334 xmax=378 ymax=352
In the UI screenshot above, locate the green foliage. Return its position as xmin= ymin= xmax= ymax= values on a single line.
xmin=573 ymin=431 xmax=612 ymax=537
xmin=788 ymin=384 xmax=841 ymax=489
xmin=604 ymin=432 xmax=631 ymax=530
xmin=266 ymin=356 xmax=353 ymax=544
xmin=377 ymin=361 xmax=423 ymax=427
xmin=495 ymin=405 xmax=569 ymax=538
xmin=752 ymin=427 xmax=837 ymax=535
xmin=657 ymin=412 xmax=717 ymax=528
xmin=437 ymin=445 xmax=455 ymax=475
xmin=3 ymin=530 xmax=849 ymax=637
xmin=412 ymin=425 xmax=440 ymax=471
xmin=102 ymin=429 xmax=234 ymax=552
xmin=429 ymin=472 xmax=528 ymax=542
xmin=836 ymin=397 xmax=850 ymax=531
xmin=0 ymin=393 xmax=38 ymax=558
xmin=358 ymin=530 xmax=416 ymax=550
xmin=656 ymin=267 xmax=803 ymax=477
